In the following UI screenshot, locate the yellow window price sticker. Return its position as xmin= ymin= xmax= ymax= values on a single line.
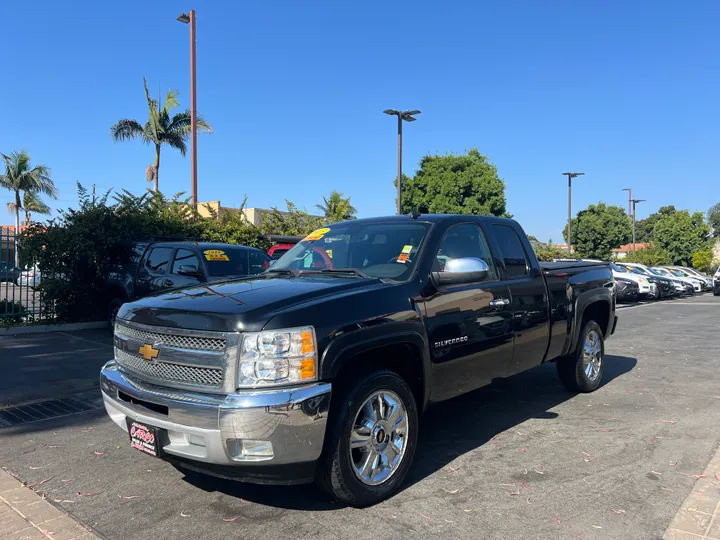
xmin=401 ymin=245 xmax=413 ymax=254
xmin=204 ymin=249 xmax=229 ymax=261
xmin=303 ymin=227 xmax=331 ymax=242
xmin=397 ymin=245 xmax=413 ymax=263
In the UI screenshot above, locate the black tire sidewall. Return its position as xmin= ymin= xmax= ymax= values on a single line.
xmin=322 ymin=371 xmax=418 ymax=507
xmin=107 ymin=299 xmax=123 ymax=330
xmin=573 ymin=321 xmax=605 ymax=392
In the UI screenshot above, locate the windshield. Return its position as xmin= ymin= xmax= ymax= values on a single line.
xmin=650 ymin=267 xmax=669 ymax=276
xmin=666 ymin=268 xmax=685 ymax=277
xmin=203 ymin=247 xmax=268 ymax=277
xmin=610 ymin=263 xmax=626 ymax=272
xmin=269 ymin=221 xmax=432 ymax=280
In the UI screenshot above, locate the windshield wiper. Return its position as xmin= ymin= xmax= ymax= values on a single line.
xmin=304 ymin=268 xmax=370 ymax=278
xmin=265 ymin=267 xmax=299 ymax=277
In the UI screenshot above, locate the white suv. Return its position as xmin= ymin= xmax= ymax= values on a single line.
xmin=609 ymin=263 xmax=653 ymax=297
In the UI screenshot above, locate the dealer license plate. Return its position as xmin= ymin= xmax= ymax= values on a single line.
xmin=126 ymin=418 xmax=161 ymax=457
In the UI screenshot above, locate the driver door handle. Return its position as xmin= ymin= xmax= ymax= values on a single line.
xmin=489 ymin=298 xmax=510 ymax=309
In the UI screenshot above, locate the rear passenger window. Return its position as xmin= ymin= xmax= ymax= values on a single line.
xmin=492 ymin=225 xmax=529 ymax=278
xmin=144 ymin=247 xmax=173 ymax=274
xmin=248 ymin=250 xmax=270 ymax=274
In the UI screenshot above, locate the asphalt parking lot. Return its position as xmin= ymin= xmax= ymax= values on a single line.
xmin=0 ymin=295 xmax=719 ymax=539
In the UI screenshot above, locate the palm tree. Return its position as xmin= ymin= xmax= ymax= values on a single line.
xmin=0 ymin=150 xmax=56 ymax=265
xmin=316 ymin=191 xmax=357 ymax=223
xmin=8 ymin=191 xmax=51 ymax=225
xmin=110 ymin=77 xmax=212 ymax=192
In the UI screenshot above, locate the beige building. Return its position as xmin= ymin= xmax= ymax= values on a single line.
xmin=197 ymin=201 xmax=322 ymax=226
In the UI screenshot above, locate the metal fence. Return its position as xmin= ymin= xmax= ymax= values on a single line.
xmin=0 ymin=229 xmax=53 ymax=324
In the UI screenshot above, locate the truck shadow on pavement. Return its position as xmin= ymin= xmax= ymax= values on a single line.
xmin=179 ymin=354 xmax=637 ymax=510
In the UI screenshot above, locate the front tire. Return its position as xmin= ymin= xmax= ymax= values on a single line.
xmin=316 ymin=370 xmax=418 ymax=507
xmin=557 ymin=320 xmax=605 ymax=393
xmin=107 ymin=298 xmax=124 ymax=332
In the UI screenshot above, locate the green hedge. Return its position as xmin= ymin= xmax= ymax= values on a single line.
xmin=18 ymin=185 xmax=324 ymax=324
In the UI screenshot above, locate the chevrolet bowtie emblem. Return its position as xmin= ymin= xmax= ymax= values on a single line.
xmin=138 ymin=344 xmax=159 ymax=361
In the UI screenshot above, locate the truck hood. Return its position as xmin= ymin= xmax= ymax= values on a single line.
xmin=118 ymin=274 xmax=387 ymax=332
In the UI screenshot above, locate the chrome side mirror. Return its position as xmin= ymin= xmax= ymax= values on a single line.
xmin=432 ymin=257 xmax=489 ymax=286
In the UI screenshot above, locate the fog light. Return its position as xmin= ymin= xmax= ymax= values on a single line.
xmin=225 ymin=438 xmax=274 ymax=461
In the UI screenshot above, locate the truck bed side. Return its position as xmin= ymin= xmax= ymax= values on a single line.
xmin=541 ymin=262 xmax=615 ymax=362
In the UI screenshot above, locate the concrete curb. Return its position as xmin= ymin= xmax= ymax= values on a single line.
xmin=0 ymin=469 xmax=99 ymax=539
xmin=664 ymin=444 xmax=720 ymax=539
xmin=0 ymin=321 xmax=107 ymax=336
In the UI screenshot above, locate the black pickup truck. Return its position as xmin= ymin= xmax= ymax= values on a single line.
xmin=101 ymin=215 xmax=617 ymax=506
xmin=105 ymin=240 xmax=271 ymax=327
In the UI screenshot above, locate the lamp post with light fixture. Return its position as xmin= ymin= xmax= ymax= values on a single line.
xmin=177 ymin=10 xmax=198 ymax=208
xmin=631 ymin=198 xmax=646 ymax=252
xmin=383 ymin=109 xmax=420 ymax=215
xmin=562 ymin=172 xmax=584 ymax=254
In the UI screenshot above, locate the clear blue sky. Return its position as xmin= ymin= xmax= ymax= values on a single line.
xmin=2 ymin=0 xmax=718 ymax=242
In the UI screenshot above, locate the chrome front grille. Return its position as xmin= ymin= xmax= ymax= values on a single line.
xmin=113 ymin=320 xmax=236 ymax=392
xmin=115 ymin=349 xmax=224 ymax=387
xmin=115 ymin=324 xmax=226 ymax=351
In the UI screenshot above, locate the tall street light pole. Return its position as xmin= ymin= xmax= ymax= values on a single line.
xmin=622 ymin=188 xmax=632 ymax=221
xmin=384 ymin=109 xmax=420 ymax=215
xmin=562 ymin=172 xmax=585 ymax=254
xmin=631 ymin=198 xmax=646 ymax=252
xmin=177 ymin=10 xmax=198 ymax=209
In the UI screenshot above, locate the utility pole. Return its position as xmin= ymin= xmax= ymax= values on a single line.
xmin=383 ymin=109 xmax=421 ymax=215
xmin=631 ymin=198 xmax=646 ymax=252
xmin=622 ymin=188 xmax=632 ymax=221
xmin=562 ymin=172 xmax=585 ymax=254
xmin=177 ymin=10 xmax=198 ymax=209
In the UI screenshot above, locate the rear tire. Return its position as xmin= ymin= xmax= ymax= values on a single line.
xmin=316 ymin=370 xmax=418 ymax=507
xmin=557 ymin=320 xmax=605 ymax=393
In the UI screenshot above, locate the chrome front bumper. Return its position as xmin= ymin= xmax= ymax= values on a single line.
xmin=100 ymin=360 xmax=331 ymax=470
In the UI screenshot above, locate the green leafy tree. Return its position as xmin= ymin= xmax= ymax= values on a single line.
xmin=634 ymin=205 xmax=676 ymax=243
xmin=563 ymin=202 xmax=632 ymax=260
xmin=315 ymin=191 xmax=357 ymax=223
xmin=621 ymin=246 xmax=672 ymax=266
xmin=707 ymin=202 xmax=720 ymax=238
xmin=8 ymin=191 xmax=51 ymax=225
xmin=0 ymin=150 xmax=57 ymax=265
xmin=399 ymin=149 xmax=507 ymax=216
xmin=110 ymin=78 xmax=212 ymax=192
xmin=652 ymin=210 xmax=710 ymax=265
xmin=259 ymin=201 xmax=324 ymax=236
xmin=691 ymin=250 xmax=714 ymax=274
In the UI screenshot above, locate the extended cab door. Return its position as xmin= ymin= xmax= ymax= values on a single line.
xmin=134 ymin=246 xmax=174 ymax=298
xmin=423 ymin=222 xmax=515 ymax=403
xmin=488 ymin=223 xmax=550 ymax=375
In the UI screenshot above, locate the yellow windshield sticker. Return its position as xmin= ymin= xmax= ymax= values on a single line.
xmin=326 ymin=249 xmax=333 ymax=258
xmin=401 ymin=245 xmax=413 ymax=254
xmin=303 ymin=227 xmax=331 ymax=242
xmin=204 ymin=249 xmax=229 ymax=261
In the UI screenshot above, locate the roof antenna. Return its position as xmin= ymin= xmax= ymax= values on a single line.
xmin=411 ymin=207 xmax=421 ymax=219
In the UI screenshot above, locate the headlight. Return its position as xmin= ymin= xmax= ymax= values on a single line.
xmin=237 ymin=326 xmax=317 ymax=388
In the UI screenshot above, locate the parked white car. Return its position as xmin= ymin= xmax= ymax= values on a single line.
xmin=669 ymin=266 xmax=712 ymax=290
xmin=609 ymin=263 xmax=653 ymax=297
xmin=661 ymin=267 xmax=704 ymax=292
xmin=17 ymin=266 xmax=41 ymax=288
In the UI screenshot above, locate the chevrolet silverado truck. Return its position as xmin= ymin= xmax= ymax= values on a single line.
xmin=101 ymin=214 xmax=617 ymax=506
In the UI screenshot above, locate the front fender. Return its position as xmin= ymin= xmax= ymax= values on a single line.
xmin=320 ymin=320 xmax=432 ymax=412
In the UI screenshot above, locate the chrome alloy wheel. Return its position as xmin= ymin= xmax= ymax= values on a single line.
xmin=583 ymin=330 xmax=602 ymax=382
xmin=349 ymin=390 xmax=409 ymax=486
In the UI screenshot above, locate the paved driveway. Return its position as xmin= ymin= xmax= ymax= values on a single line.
xmin=0 ymin=296 xmax=719 ymax=539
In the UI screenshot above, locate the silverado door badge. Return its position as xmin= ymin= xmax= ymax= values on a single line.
xmin=434 ymin=336 xmax=468 ymax=348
